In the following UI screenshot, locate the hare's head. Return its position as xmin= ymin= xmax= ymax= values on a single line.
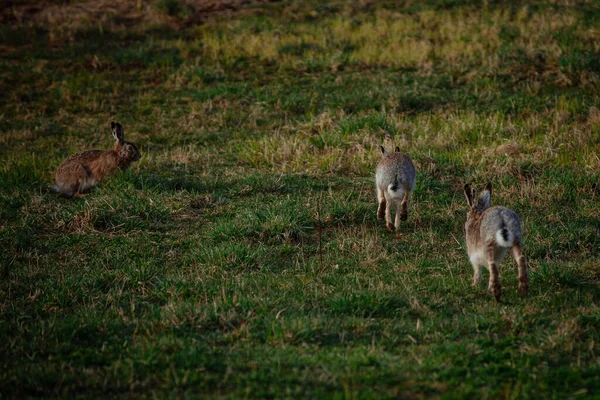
xmin=380 ymin=146 xmax=401 ymax=157
xmin=112 ymin=122 xmax=141 ymax=163
xmin=464 ymin=183 xmax=492 ymax=221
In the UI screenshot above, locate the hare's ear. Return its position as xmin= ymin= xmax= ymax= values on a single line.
xmin=380 ymin=146 xmax=388 ymax=157
xmin=111 ymin=122 xmax=124 ymax=145
xmin=395 ymin=146 xmax=400 ymax=152
xmin=464 ymin=184 xmax=474 ymax=207
xmin=477 ymin=183 xmax=492 ymax=210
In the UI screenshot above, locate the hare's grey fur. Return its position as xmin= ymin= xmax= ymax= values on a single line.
xmin=464 ymin=183 xmax=528 ymax=302
xmin=375 ymin=146 xmax=416 ymax=231
xmin=54 ymin=122 xmax=141 ymax=198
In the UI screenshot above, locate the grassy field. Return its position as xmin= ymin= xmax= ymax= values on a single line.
xmin=1 ymin=0 xmax=600 ymax=398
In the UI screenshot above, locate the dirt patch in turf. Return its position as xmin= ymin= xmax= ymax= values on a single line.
xmin=1 ymin=0 xmax=280 ymax=27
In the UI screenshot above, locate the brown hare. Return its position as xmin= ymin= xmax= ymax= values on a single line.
xmin=375 ymin=146 xmax=416 ymax=231
xmin=54 ymin=122 xmax=141 ymax=198
xmin=464 ymin=183 xmax=528 ymax=302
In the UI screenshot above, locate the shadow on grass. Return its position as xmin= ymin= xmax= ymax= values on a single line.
xmin=533 ymin=261 xmax=600 ymax=298
xmin=133 ymin=173 xmax=211 ymax=193
xmin=325 ymin=293 xmax=413 ymax=319
xmin=132 ymin=172 xmax=338 ymax=196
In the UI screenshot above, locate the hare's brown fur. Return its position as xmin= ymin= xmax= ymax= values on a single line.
xmin=464 ymin=183 xmax=528 ymax=302
xmin=54 ymin=122 xmax=140 ymax=198
xmin=375 ymin=146 xmax=416 ymax=231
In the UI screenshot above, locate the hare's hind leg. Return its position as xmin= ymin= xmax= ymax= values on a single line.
xmin=472 ymin=263 xmax=483 ymax=287
xmin=485 ymin=242 xmax=502 ymax=302
xmin=72 ymin=164 xmax=91 ymax=199
xmin=394 ymin=199 xmax=404 ymax=231
xmin=74 ymin=180 xmax=88 ymax=198
xmin=512 ymin=241 xmax=528 ymax=296
xmin=383 ymin=193 xmax=395 ymax=231
xmin=399 ymin=189 xmax=409 ymax=222
xmin=72 ymin=180 xmax=87 ymax=198
xmin=377 ymin=188 xmax=386 ymax=221
xmin=54 ymin=182 xmax=74 ymax=197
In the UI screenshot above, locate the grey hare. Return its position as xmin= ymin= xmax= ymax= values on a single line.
xmin=54 ymin=122 xmax=141 ymax=198
xmin=464 ymin=183 xmax=528 ymax=302
xmin=375 ymin=146 xmax=416 ymax=231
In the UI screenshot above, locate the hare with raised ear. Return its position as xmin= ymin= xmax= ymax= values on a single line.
xmin=54 ymin=122 xmax=141 ymax=198
xmin=375 ymin=146 xmax=416 ymax=231
xmin=464 ymin=183 xmax=528 ymax=302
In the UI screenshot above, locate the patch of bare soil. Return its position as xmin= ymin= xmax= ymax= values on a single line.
xmin=1 ymin=0 xmax=280 ymax=27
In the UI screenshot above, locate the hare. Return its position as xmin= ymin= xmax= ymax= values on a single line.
xmin=54 ymin=122 xmax=141 ymax=198
xmin=464 ymin=183 xmax=528 ymax=302
xmin=375 ymin=146 xmax=416 ymax=231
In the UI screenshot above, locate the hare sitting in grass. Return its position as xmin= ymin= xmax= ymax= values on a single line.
xmin=54 ymin=122 xmax=141 ymax=198
xmin=464 ymin=183 xmax=528 ymax=302
xmin=375 ymin=146 xmax=416 ymax=231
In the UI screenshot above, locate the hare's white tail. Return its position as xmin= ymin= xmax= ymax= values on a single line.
xmin=386 ymin=183 xmax=405 ymax=199
xmin=496 ymin=227 xmax=515 ymax=247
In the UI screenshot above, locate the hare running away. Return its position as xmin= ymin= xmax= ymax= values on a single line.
xmin=464 ymin=183 xmax=528 ymax=302
xmin=54 ymin=122 xmax=141 ymax=198
xmin=375 ymin=146 xmax=416 ymax=231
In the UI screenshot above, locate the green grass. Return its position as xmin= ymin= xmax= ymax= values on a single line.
xmin=1 ymin=0 xmax=600 ymax=398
